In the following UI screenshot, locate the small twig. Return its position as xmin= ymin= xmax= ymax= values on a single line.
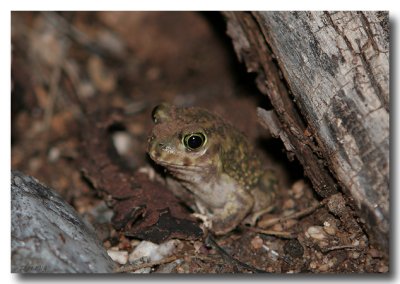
xmin=258 ymin=201 xmax=324 ymax=228
xmin=320 ymin=244 xmax=360 ymax=253
xmin=114 ymin=255 xmax=178 ymax=273
xmin=249 ymin=227 xmax=296 ymax=239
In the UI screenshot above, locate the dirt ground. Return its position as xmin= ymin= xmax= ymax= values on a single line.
xmin=11 ymin=11 xmax=388 ymax=273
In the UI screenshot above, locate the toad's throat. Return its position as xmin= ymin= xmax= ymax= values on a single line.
xmin=161 ymin=162 xmax=228 ymax=209
xmin=157 ymin=160 xmax=217 ymax=187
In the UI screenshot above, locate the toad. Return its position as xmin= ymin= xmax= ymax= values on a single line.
xmin=147 ymin=103 xmax=277 ymax=235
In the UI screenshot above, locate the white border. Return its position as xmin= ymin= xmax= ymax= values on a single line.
xmin=3 ymin=0 xmax=397 ymax=11
xmin=3 ymin=0 xmax=398 ymax=283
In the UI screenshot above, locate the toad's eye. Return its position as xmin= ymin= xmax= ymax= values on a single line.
xmin=183 ymin=132 xmax=207 ymax=150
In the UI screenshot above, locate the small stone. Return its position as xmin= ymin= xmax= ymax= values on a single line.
xmin=369 ymin=248 xmax=382 ymax=258
xmin=318 ymin=241 xmax=329 ymax=248
xmin=130 ymin=239 xmax=141 ymax=248
xmin=378 ymin=265 xmax=389 ymax=273
xmin=283 ymin=198 xmax=295 ymax=209
xmin=48 ymin=147 xmax=60 ymax=162
xmin=266 ymin=266 xmax=275 ymax=272
xmin=309 ymin=261 xmax=317 ymax=269
xmin=193 ymin=241 xmax=203 ymax=253
xmin=112 ymin=132 xmax=132 ymax=155
xmin=128 ymin=240 xmax=180 ymax=264
xmin=307 ymin=226 xmax=327 ymax=240
xmin=326 ymin=193 xmax=346 ymax=216
xmin=327 ymin=259 xmax=336 ymax=268
xmin=323 ymin=226 xmax=336 ymax=235
xmin=359 ymin=237 xmax=367 ymax=247
xmin=323 ymin=222 xmax=336 ymax=235
xmin=118 ymin=235 xmax=132 ymax=251
xmin=107 ymin=250 xmax=128 ymax=265
xmin=78 ymin=81 xmax=96 ymax=98
xmin=318 ymin=264 xmax=329 ymax=272
xmin=109 ymin=246 xmax=119 ymax=251
xmin=292 ymin=180 xmax=305 ymax=198
xmin=251 ymin=235 xmax=264 ymax=250
xmin=272 ymin=223 xmax=283 ymax=231
xmin=283 ymin=239 xmax=304 ymax=258
xmin=133 ymin=267 xmax=151 ymax=274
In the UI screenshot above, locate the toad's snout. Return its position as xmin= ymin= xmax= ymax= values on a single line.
xmin=147 ymin=136 xmax=161 ymax=159
xmin=147 ymin=136 xmax=174 ymax=161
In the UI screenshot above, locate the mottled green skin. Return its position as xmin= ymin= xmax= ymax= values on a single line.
xmin=148 ymin=103 xmax=276 ymax=235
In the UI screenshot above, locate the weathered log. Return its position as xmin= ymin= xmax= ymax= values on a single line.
xmin=223 ymin=11 xmax=389 ymax=250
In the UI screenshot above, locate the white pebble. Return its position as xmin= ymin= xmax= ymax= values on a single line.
xmin=112 ymin=132 xmax=132 ymax=155
xmin=307 ymin=226 xmax=327 ymax=240
xmin=107 ymin=250 xmax=128 ymax=265
xmin=292 ymin=180 xmax=305 ymax=198
xmin=129 ymin=240 xmax=180 ymax=264
xmin=48 ymin=147 xmax=60 ymax=162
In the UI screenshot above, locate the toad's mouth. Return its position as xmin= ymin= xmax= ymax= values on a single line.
xmin=152 ymin=158 xmax=208 ymax=180
xmin=162 ymin=164 xmax=219 ymax=195
xmin=154 ymin=159 xmax=204 ymax=171
xmin=148 ymin=147 xmax=205 ymax=169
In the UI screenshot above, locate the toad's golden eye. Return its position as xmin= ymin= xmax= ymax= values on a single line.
xmin=183 ymin=132 xmax=206 ymax=150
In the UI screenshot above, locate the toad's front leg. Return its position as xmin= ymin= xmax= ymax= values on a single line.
xmin=209 ymin=191 xmax=254 ymax=235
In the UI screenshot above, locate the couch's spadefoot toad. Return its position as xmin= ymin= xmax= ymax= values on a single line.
xmin=148 ymin=103 xmax=277 ymax=235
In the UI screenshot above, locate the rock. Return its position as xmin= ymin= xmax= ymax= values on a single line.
xmin=283 ymin=239 xmax=304 ymax=258
xmin=323 ymin=221 xmax=337 ymax=236
xmin=291 ymin=180 xmax=305 ymax=199
xmin=107 ymin=250 xmax=128 ymax=265
xmin=306 ymin=226 xmax=328 ymax=241
xmin=250 ymin=235 xmax=264 ymax=250
xmin=11 ymin=171 xmax=115 ymax=273
xmin=128 ymin=240 xmax=181 ymax=264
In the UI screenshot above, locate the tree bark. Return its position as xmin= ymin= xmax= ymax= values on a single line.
xmin=223 ymin=11 xmax=389 ymax=250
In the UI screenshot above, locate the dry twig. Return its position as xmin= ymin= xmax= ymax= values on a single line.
xmin=249 ymin=227 xmax=296 ymax=239
xmin=258 ymin=201 xmax=324 ymax=228
xmin=320 ymin=244 xmax=361 ymax=253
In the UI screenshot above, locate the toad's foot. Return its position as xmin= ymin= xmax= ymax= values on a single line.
xmin=243 ymin=204 xmax=275 ymax=227
xmin=192 ymin=213 xmax=213 ymax=232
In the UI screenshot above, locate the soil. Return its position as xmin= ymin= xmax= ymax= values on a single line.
xmin=11 ymin=11 xmax=388 ymax=273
